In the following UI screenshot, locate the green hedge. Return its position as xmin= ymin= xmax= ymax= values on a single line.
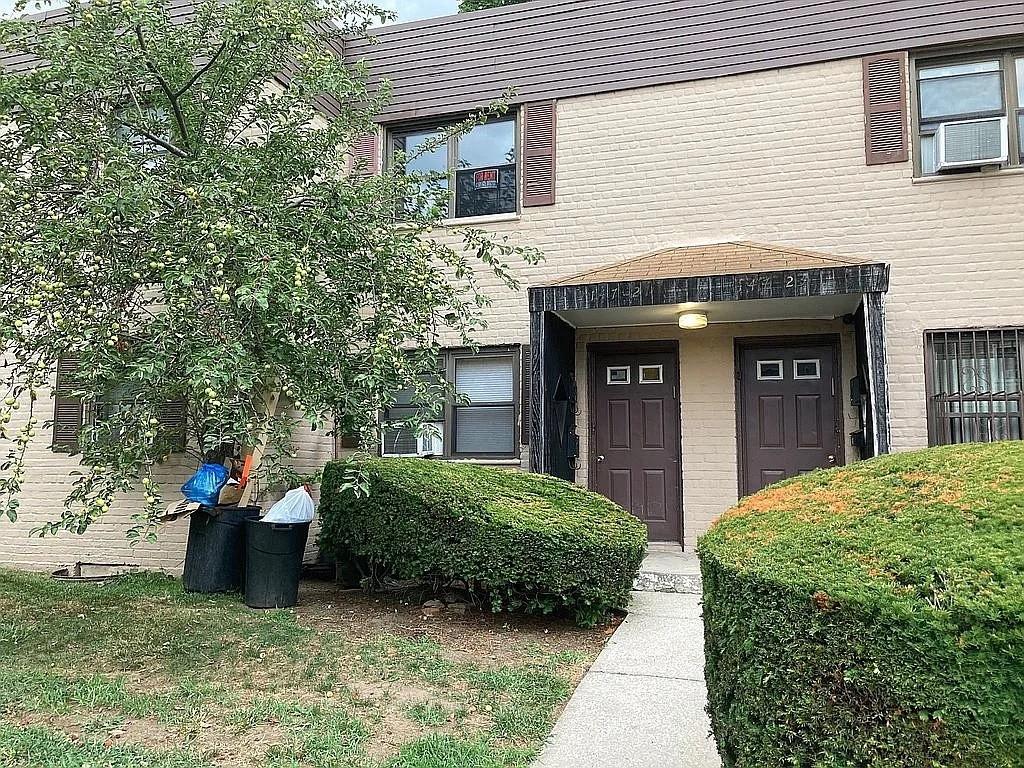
xmin=697 ymin=443 xmax=1024 ymax=768
xmin=319 ymin=459 xmax=647 ymax=626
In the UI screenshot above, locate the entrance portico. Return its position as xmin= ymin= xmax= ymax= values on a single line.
xmin=527 ymin=243 xmax=891 ymax=545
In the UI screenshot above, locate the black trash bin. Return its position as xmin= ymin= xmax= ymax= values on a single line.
xmin=182 ymin=506 xmax=262 ymax=593
xmin=244 ymin=519 xmax=311 ymax=609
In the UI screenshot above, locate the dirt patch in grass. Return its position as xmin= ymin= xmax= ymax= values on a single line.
xmin=12 ymin=704 xmax=288 ymax=766
xmin=293 ymin=580 xmax=614 ymax=670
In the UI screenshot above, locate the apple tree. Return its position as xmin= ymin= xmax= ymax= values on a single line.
xmin=0 ymin=0 xmax=538 ymax=538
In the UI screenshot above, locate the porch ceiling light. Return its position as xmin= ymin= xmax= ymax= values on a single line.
xmin=678 ymin=311 xmax=709 ymax=330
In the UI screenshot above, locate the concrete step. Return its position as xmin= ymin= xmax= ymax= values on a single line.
xmin=633 ymin=548 xmax=703 ymax=594
xmin=633 ymin=570 xmax=703 ymax=594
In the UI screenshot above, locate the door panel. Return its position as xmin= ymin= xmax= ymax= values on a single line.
xmin=758 ymin=396 xmax=785 ymax=448
xmin=608 ymin=400 xmax=631 ymax=448
xmin=609 ymin=469 xmax=632 ymax=509
xmin=740 ymin=341 xmax=841 ymax=497
xmin=642 ymin=400 xmax=665 ymax=448
xmin=593 ymin=348 xmax=681 ymax=542
xmin=642 ymin=470 xmax=667 ymax=522
xmin=796 ymin=394 xmax=823 ymax=448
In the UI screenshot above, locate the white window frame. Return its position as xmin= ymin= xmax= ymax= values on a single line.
xmin=606 ymin=366 xmax=631 ymax=385
xmin=638 ymin=364 xmax=664 ymax=384
xmin=912 ymin=49 xmax=1024 ymax=176
xmin=793 ymin=359 xmax=822 ymax=380
xmin=388 ymin=114 xmax=520 ymax=221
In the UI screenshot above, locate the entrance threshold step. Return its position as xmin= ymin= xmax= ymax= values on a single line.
xmin=634 ymin=549 xmax=703 ymax=594
xmin=633 ymin=570 xmax=702 ymax=594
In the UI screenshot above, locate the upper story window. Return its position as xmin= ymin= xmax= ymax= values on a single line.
xmin=915 ymin=51 xmax=1023 ymax=175
xmin=390 ymin=116 xmax=517 ymax=220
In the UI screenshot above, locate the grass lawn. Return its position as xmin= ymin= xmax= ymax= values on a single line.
xmin=0 ymin=570 xmax=611 ymax=767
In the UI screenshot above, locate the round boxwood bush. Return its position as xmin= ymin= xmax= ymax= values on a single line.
xmin=697 ymin=443 xmax=1024 ymax=768
xmin=319 ymin=458 xmax=647 ymax=626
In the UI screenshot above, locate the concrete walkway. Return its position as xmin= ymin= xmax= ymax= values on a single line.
xmin=534 ymin=552 xmax=721 ymax=768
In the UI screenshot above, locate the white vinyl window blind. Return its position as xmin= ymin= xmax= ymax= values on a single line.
xmin=454 ymin=355 xmax=515 ymax=456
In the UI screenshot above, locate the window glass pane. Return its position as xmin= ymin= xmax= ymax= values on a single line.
xmin=919 ymin=71 xmax=1003 ymax=120
xmin=455 ymin=406 xmax=515 ymax=454
xmin=455 ymin=356 xmax=513 ymax=402
xmin=381 ymin=405 xmax=420 ymax=455
xmin=794 ymin=360 xmax=821 ymax=379
xmin=395 ymin=130 xmax=449 ymax=214
xmin=932 ymin=337 xmax=1021 ymax=395
xmin=919 ymin=60 xmax=1000 ymax=79
xmin=920 ymin=133 xmax=937 ymax=174
xmin=1018 ymin=112 xmax=1024 ymax=162
xmin=454 ymin=166 xmax=517 ymax=218
xmin=457 ymin=120 xmax=516 ymax=169
xmin=397 ymin=130 xmax=447 ymax=174
xmin=1017 ymin=58 xmax=1024 ymax=103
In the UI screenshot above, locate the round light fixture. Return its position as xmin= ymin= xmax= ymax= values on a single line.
xmin=677 ymin=311 xmax=708 ymax=330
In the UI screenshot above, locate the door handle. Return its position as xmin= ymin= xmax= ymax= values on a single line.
xmin=597 ymin=455 xmax=606 ymax=463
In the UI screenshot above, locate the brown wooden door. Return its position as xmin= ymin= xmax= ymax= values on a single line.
xmin=739 ymin=339 xmax=842 ymax=497
xmin=592 ymin=348 xmax=681 ymax=542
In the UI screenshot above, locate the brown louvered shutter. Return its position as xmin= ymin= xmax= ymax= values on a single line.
xmin=522 ymin=102 xmax=556 ymax=206
xmin=520 ymin=345 xmax=531 ymax=445
xmin=52 ymin=355 xmax=84 ymax=452
xmin=862 ymin=53 xmax=909 ymax=165
xmin=351 ymin=130 xmax=380 ymax=176
xmin=155 ymin=400 xmax=188 ymax=453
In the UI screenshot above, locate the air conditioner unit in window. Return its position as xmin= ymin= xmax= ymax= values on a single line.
xmin=417 ymin=424 xmax=444 ymax=457
xmin=936 ymin=116 xmax=1008 ymax=171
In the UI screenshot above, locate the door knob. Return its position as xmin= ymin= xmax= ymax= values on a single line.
xmin=827 ymin=455 xmax=837 ymax=465
xmin=597 ymin=455 xmax=606 ymax=463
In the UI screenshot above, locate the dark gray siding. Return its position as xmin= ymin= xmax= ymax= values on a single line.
xmin=346 ymin=0 xmax=1024 ymax=122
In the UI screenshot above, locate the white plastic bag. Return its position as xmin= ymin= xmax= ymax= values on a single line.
xmin=262 ymin=487 xmax=315 ymax=524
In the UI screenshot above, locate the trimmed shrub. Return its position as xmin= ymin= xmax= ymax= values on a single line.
xmin=319 ymin=459 xmax=647 ymax=626
xmin=698 ymin=443 xmax=1024 ymax=768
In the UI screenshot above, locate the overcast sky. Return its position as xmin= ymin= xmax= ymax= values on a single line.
xmin=378 ymin=0 xmax=459 ymax=23
xmin=0 ymin=0 xmax=462 ymax=21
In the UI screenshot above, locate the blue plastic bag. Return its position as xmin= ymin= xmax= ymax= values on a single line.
xmin=181 ymin=463 xmax=229 ymax=507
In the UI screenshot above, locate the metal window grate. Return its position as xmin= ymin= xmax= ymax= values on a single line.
xmin=926 ymin=328 xmax=1024 ymax=445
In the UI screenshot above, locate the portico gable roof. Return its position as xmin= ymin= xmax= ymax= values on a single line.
xmin=529 ymin=242 xmax=889 ymax=314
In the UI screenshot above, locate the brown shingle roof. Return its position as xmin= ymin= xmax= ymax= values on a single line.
xmin=554 ymin=242 xmax=871 ymax=286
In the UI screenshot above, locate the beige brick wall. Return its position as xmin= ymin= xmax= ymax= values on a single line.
xmin=434 ymin=54 xmax=1024 ymax=539
xmin=0 ymin=382 xmax=334 ymax=574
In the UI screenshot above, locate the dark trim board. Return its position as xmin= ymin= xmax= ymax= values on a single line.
xmin=863 ymin=292 xmax=891 ymax=454
xmin=528 ymin=311 xmax=576 ymax=479
xmin=529 ymin=263 xmax=890 ymax=313
xmin=734 ymin=334 xmax=845 ymax=498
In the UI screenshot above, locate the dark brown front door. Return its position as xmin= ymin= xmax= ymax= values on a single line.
xmin=738 ymin=338 xmax=842 ymax=497
xmin=591 ymin=346 xmax=681 ymax=542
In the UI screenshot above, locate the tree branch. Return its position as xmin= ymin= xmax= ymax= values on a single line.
xmin=124 ymin=81 xmax=190 ymax=158
xmin=118 ymin=121 xmax=190 ymax=158
xmin=176 ymin=38 xmax=227 ymax=97
xmin=135 ymin=24 xmax=190 ymax=151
